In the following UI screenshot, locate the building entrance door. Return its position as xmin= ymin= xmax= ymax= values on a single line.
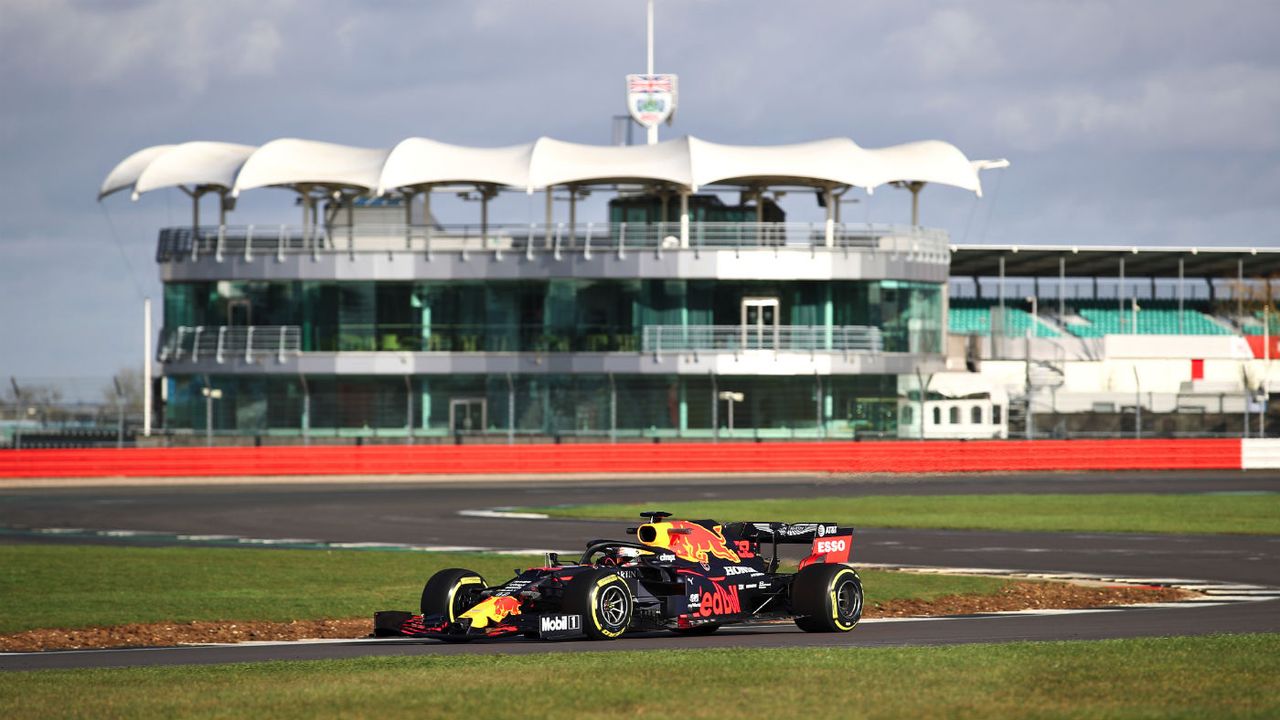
xmin=740 ymin=297 xmax=780 ymax=350
xmin=449 ymin=398 xmax=487 ymax=434
xmin=227 ymin=299 xmax=252 ymax=326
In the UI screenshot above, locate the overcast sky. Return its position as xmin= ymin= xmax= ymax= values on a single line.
xmin=2 ymin=0 xmax=1278 ymax=379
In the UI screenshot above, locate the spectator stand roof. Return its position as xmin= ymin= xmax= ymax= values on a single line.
xmin=950 ymin=245 xmax=1280 ymax=279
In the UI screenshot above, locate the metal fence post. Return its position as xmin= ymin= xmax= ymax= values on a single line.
xmin=507 ymin=373 xmax=515 ymax=445
xmin=711 ymin=372 xmax=718 ymax=442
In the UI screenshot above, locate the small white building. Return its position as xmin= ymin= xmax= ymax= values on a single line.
xmin=898 ymin=372 xmax=1009 ymax=439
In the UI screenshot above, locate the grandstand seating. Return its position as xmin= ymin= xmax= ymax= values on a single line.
xmin=949 ymin=300 xmax=1236 ymax=337
xmin=1241 ymin=311 xmax=1280 ymax=336
xmin=1061 ymin=302 xmax=1229 ymax=337
xmin=948 ymin=302 xmax=1059 ymax=337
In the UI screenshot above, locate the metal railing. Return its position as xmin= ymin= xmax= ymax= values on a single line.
xmin=156 ymin=222 xmax=950 ymax=262
xmin=641 ymin=325 xmax=884 ymax=353
xmin=160 ymin=326 xmax=302 ymax=363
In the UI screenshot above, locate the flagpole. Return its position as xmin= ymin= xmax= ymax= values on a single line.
xmin=647 ymin=0 xmax=657 ymax=145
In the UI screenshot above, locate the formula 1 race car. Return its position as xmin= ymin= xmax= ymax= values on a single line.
xmin=373 ymin=511 xmax=862 ymax=641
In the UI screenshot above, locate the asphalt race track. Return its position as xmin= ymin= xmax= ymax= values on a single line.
xmin=2 ymin=470 xmax=1278 ymax=670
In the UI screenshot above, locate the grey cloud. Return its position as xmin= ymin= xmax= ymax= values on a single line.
xmin=1 ymin=0 xmax=1278 ymax=377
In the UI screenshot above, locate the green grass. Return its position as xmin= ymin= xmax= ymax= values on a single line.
xmin=520 ymin=493 xmax=1280 ymax=535
xmin=1 ymin=634 xmax=1276 ymax=719
xmin=0 ymin=544 xmax=1004 ymax=634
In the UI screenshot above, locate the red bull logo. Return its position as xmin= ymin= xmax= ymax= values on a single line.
xmin=637 ymin=520 xmax=740 ymax=566
xmin=459 ymin=595 xmax=522 ymax=629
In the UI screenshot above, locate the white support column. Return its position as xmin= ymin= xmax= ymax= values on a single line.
xmin=568 ymin=186 xmax=576 ymax=245
xmin=1059 ymin=255 xmax=1066 ymax=319
xmin=423 ymin=190 xmax=432 ymax=247
xmin=679 ymin=190 xmax=689 ymax=248
xmin=404 ymin=190 xmax=414 ymax=249
xmin=823 ymin=187 xmax=834 ymax=248
xmin=1119 ymin=256 xmax=1125 ymax=330
xmin=191 ymin=188 xmax=201 ymax=235
xmin=545 ymin=186 xmax=554 ymax=248
xmin=480 ymin=186 xmax=489 ymax=248
xmin=143 ymin=297 xmax=152 ymax=437
xmin=1178 ymin=256 xmax=1185 ymax=333
xmin=346 ymin=194 xmax=355 ymax=256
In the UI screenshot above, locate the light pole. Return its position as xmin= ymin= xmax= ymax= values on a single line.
xmin=201 ymin=387 xmax=222 ymax=447
xmin=718 ymin=391 xmax=743 ymax=434
xmin=1024 ymin=297 xmax=1035 ymax=440
xmin=112 ymin=377 xmax=125 ymax=449
xmin=1132 ymin=365 xmax=1141 ymax=439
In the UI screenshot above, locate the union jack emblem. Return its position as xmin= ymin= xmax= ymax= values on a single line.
xmin=628 ymin=75 xmax=673 ymax=93
xmin=626 ymin=73 xmax=678 ymax=129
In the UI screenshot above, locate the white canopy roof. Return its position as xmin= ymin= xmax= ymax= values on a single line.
xmin=102 ymin=135 xmax=1007 ymax=200
xmin=133 ymin=142 xmax=256 ymax=199
xmin=98 ymin=144 xmax=176 ymax=200
xmin=379 ymin=138 xmax=535 ymax=193
xmin=529 ymin=136 xmax=694 ymax=190
xmin=232 ymin=139 xmax=392 ymax=196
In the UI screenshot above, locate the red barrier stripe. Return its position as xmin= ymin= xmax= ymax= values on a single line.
xmin=0 ymin=440 xmax=1242 ymax=478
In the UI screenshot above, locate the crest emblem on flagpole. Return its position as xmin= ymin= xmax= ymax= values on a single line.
xmin=626 ymin=74 xmax=678 ymax=128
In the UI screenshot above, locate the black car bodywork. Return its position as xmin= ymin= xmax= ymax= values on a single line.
xmin=374 ymin=511 xmax=862 ymax=641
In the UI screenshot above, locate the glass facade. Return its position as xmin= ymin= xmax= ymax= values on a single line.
xmin=165 ymin=374 xmax=900 ymax=438
xmin=163 ymin=279 xmax=943 ymax=354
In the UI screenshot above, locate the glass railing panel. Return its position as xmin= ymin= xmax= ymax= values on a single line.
xmin=156 ymin=223 xmax=950 ymax=259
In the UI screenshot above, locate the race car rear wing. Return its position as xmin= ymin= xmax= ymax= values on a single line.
xmin=722 ymin=522 xmax=855 ymax=570
xmin=723 ymin=522 xmax=854 ymax=544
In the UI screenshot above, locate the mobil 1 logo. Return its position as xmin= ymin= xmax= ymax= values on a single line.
xmin=538 ymin=613 xmax=584 ymax=640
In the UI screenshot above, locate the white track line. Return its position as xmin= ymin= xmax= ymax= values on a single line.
xmin=458 ymin=509 xmax=551 ymax=520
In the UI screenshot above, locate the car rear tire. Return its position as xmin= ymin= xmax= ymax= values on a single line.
xmin=420 ymin=568 xmax=486 ymax=621
xmin=564 ymin=569 xmax=632 ymax=640
xmin=791 ymin=564 xmax=862 ymax=633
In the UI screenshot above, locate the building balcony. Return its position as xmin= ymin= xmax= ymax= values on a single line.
xmin=640 ymin=325 xmax=883 ymax=354
xmin=157 ymin=222 xmax=948 ymax=260
xmin=157 ymin=323 xmax=936 ymax=378
xmin=154 ymin=222 xmax=950 ymax=284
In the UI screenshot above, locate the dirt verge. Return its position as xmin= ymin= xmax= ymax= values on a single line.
xmin=0 ymin=581 xmax=1190 ymax=652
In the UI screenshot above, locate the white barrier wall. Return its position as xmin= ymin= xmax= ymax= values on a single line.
xmin=1103 ymin=335 xmax=1256 ymax=360
xmin=1242 ymin=439 xmax=1280 ymax=469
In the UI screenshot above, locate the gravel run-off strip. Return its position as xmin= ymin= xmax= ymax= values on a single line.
xmin=0 ymin=580 xmax=1189 ymax=653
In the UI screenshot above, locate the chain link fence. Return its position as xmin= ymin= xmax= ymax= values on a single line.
xmin=1 ymin=375 xmax=144 ymax=448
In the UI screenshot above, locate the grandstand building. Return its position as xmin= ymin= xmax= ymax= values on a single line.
xmin=99 ymin=138 xmax=1278 ymax=442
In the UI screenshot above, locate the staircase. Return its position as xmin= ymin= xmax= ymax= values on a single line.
xmin=1028 ymin=360 xmax=1065 ymax=388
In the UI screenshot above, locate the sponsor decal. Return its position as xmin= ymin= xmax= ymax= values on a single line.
xmin=498 ymin=579 xmax=530 ymax=593
xmin=539 ymin=614 xmax=582 ymax=633
xmin=642 ymin=521 xmax=740 ymax=567
xmin=724 ymin=565 xmax=760 ymax=576
xmin=458 ymin=595 xmax=522 ymax=630
xmin=696 ymin=582 xmax=741 ymax=618
xmin=810 ymin=535 xmax=853 ymax=563
xmin=658 ymin=553 xmax=676 ymax=562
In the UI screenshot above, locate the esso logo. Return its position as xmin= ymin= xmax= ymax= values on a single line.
xmin=816 ymin=539 xmax=847 ymax=554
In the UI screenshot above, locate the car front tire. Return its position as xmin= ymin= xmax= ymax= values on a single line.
xmin=420 ymin=568 xmax=486 ymax=621
xmin=564 ymin=568 xmax=632 ymax=640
